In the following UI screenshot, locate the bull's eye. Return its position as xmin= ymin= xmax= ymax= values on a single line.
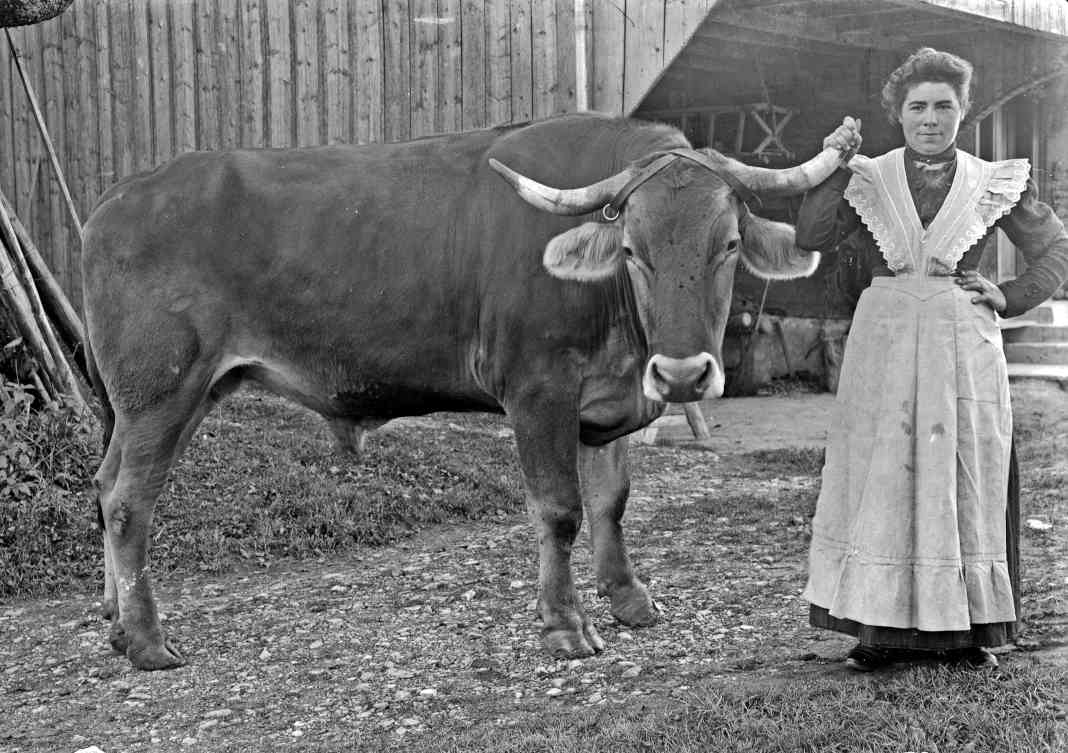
xmin=725 ymin=238 xmax=740 ymax=254
xmin=623 ymin=246 xmax=634 ymax=257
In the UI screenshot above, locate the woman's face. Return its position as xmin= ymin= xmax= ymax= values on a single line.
xmin=899 ymin=81 xmax=963 ymax=155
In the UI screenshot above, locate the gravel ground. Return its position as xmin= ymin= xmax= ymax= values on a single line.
xmin=2 ymin=382 xmax=1064 ymax=753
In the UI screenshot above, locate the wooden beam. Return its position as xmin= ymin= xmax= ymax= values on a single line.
xmin=237 ymin=0 xmax=265 ymax=148
xmin=737 ymin=0 xmax=816 ymax=9
xmin=963 ymin=64 xmax=1068 ymax=130
xmin=322 ymin=0 xmax=351 ymax=145
xmin=691 ymin=25 xmax=861 ymax=57
xmin=590 ymin=0 xmax=624 ymax=115
xmin=894 ymin=0 xmax=1068 ymax=41
xmin=485 ymin=0 xmax=512 ymax=125
xmin=992 ymin=107 xmax=1017 ymax=282
xmin=460 ymin=0 xmax=487 ymax=127
xmin=805 ymin=3 xmax=912 ymax=21
xmin=381 ymin=0 xmax=410 ymax=142
xmin=352 ymin=2 xmax=384 ymax=144
xmin=171 ymin=0 xmax=197 ymax=151
xmin=574 ymin=0 xmax=588 ymax=110
xmin=707 ymin=6 xmax=905 ymax=50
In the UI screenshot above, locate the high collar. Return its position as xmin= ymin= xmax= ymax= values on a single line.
xmin=905 ymin=144 xmax=957 ymax=165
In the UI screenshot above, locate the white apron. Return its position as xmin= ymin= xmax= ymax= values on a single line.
xmin=803 ymin=148 xmax=1030 ymax=631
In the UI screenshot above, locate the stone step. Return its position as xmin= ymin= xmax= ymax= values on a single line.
xmin=1008 ymin=363 xmax=1068 ymax=384
xmin=1002 ymin=325 xmax=1068 ymax=343
xmin=1001 ymin=300 xmax=1068 ymax=328
xmin=1003 ymin=342 xmax=1068 ymax=366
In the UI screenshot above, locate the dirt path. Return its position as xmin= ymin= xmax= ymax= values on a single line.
xmin=641 ymin=392 xmax=835 ymax=450
xmin=1 ymin=383 xmax=1064 ymax=753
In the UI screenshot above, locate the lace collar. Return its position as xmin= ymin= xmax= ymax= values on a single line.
xmin=844 ymin=148 xmax=1029 ymax=274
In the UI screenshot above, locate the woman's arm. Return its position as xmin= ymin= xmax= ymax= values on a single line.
xmin=795 ymin=168 xmax=860 ymax=252
xmin=795 ymin=117 xmax=863 ymax=251
xmin=996 ymin=180 xmax=1068 ymax=318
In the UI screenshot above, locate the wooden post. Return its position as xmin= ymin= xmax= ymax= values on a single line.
xmin=682 ymin=402 xmax=712 ymax=441
xmin=992 ymin=108 xmax=1017 ymax=282
xmin=574 ymin=0 xmax=588 ymax=111
xmin=5 ymin=28 xmax=82 ymax=237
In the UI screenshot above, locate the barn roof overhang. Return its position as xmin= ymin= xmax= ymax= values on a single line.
xmin=700 ymin=0 xmax=1068 ymax=52
xmin=635 ymin=0 xmax=1068 ymax=137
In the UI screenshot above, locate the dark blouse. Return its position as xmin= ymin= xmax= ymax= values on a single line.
xmin=795 ymin=146 xmax=1068 ymax=318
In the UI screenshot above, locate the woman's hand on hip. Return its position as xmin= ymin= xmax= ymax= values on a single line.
xmin=822 ymin=116 xmax=862 ymax=164
xmin=954 ymin=270 xmax=1007 ymax=313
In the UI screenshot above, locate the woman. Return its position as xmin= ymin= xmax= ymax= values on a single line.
xmin=797 ymin=47 xmax=1068 ymax=671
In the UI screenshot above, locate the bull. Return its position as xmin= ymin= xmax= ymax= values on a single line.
xmin=82 ymin=113 xmax=845 ymax=670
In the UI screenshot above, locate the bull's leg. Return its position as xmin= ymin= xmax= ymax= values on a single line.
xmin=96 ymin=424 xmax=184 ymax=669
xmin=327 ymin=417 xmax=387 ymax=458
xmin=510 ymin=401 xmax=604 ymax=658
xmin=96 ymin=384 xmax=222 ymax=670
xmin=94 ymin=440 xmax=120 ymax=622
xmin=328 ymin=417 xmax=367 ymax=456
xmin=578 ymin=437 xmax=659 ymax=627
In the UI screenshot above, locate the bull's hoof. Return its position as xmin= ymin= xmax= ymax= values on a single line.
xmin=108 ymin=621 xmax=129 ymax=654
xmin=101 ymin=598 xmax=117 ymax=623
xmin=610 ymin=582 xmax=661 ymax=627
xmin=127 ymin=638 xmax=186 ymax=671
xmin=109 ymin=621 xmax=186 ymax=670
xmin=542 ymin=622 xmax=605 ymax=659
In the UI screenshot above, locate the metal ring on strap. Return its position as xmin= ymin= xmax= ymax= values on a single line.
xmin=601 ymin=203 xmax=621 ymax=222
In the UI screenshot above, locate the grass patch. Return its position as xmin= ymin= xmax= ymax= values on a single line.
xmin=1 ymin=387 xmax=524 ymax=600
xmin=737 ymin=447 xmax=825 ymax=477
xmin=0 ymin=381 xmax=100 ymax=596
xmin=395 ymin=660 xmax=1065 ymax=753
xmin=153 ymin=394 xmax=524 ymax=574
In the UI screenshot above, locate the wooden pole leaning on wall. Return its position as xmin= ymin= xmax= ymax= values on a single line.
xmin=5 ymin=27 xmax=82 ymax=237
xmin=0 ymin=190 xmax=85 ymax=373
xmin=0 ymin=211 xmax=60 ymax=400
xmin=0 ymin=198 xmax=85 ymax=409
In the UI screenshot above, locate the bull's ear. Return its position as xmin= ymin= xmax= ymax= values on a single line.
xmin=738 ymin=214 xmax=821 ymax=280
xmin=543 ymin=221 xmax=625 ymax=281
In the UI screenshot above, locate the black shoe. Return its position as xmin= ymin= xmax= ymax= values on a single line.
xmin=958 ymin=646 xmax=998 ymax=670
xmin=845 ymin=644 xmax=893 ymax=672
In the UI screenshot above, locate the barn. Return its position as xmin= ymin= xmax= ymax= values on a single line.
xmin=2 ymin=0 xmax=1067 ymax=392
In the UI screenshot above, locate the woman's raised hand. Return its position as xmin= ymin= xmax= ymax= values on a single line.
xmin=823 ymin=116 xmax=862 ymax=164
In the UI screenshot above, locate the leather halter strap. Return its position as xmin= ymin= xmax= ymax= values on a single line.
xmin=602 ymin=148 xmax=763 ymax=222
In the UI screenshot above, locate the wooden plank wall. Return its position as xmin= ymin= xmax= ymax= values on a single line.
xmin=589 ymin=0 xmax=719 ymax=116
xmin=0 ymin=0 xmax=715 ymax=298
xmin=918 ymin=0 xmax=1068 ymax=36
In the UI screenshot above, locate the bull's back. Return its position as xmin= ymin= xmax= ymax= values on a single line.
xmin=82 ymin=135 xmax=509 ymax=416
xmin=81 ymin=114 xmax=678 ymax=420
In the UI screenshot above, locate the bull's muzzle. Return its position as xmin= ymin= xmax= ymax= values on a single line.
xmin=642 ymin=353 xmax=724 ymax=402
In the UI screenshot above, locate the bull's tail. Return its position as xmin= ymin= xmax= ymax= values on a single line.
xmin=84 ymin=336 xmax=114 ymax=534
xmin=84 ymin=336 xmax=114 ymax=454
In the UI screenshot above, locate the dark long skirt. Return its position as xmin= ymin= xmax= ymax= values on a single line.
xmin=809 ymin=443 xmax=1021 ymax=650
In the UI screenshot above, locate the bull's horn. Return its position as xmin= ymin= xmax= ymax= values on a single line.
xmin=489 ymin=158 xmax=636 ymax=216
xmin=707 ymin=147 xmax=851 ymax=197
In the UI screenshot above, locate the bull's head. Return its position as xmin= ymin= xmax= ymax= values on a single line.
xmin=489 ymin=146 xmax=844 ymax=402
